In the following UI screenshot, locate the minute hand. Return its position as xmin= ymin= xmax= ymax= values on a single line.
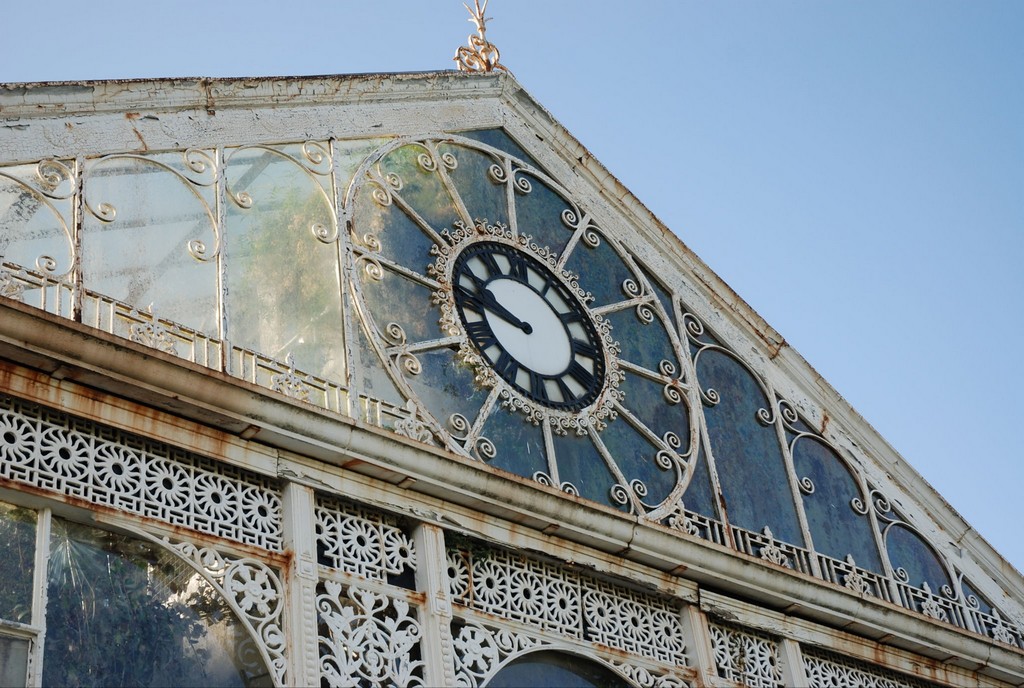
xmin=476 ymin=286 xmax=533 ymax=334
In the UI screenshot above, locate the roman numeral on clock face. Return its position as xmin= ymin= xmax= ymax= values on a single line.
xmin=566 ymin=360 xmax=595 ymax=390
xmin=464 ymin=320 xmax=497 ymax=349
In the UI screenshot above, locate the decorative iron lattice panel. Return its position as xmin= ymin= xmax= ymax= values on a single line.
xmin=0 ymin=394 xmax=283 ymax=551
xmin=708 ymin=620 xmax=784 ymax=688
xmin=314 ymin=494 xmax=417 ymax=584
xmin=802 ymin=648 xmax=940 ymax=688
xmin=447 ymin=544 xmax=689 ymax=667
xmin=451 ymin=621 xmax=691 ymax=688
xmin=171 ymin=540 xmax=288 ymax=685
xmin=316 ymin=579 xmax=424 ymax=687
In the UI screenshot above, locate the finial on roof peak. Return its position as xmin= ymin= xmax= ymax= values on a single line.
xmin=454 ymin=0 xmax=509 ymax=74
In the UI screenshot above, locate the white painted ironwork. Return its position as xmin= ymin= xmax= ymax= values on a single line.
xmin=708 ymin=620 xmax=785 ymax=688
xmin=315 ymin=494 xmax=417 ymax=582
xmin=316 ymin=581 xmax=425 ymax=687
xmin=0 ymin=394 xmax=283 ymax=551
xmin=448 ymin=543 xmax=689 ymax=668
xmin=170 ymin=539 xmax=288 ymax=685
xmin=803 ymin=648 xmax=939 ymax=688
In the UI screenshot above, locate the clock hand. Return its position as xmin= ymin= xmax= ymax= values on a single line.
xmin=478 ymin=286 xmax=533 ymax=334
xmin=483 ymin=288 xmax=534 ymax=334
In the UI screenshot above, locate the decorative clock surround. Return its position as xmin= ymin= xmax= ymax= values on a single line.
xmin=432 ymin=224 xmax=619 ymax=424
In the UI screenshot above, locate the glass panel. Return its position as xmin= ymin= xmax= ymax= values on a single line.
xmin=225 ymin=148 xmax=343 ymax=381
xmin=598 ymin=417 xmax=675 ymax=507
xmin=551 ymin=432 xmax=625 ymax=511
xmin=619 ymin=371 xmax=689 ymax=444
xmin=682 ymin=443 xmax=718 ymax=519
xmin=0 ymin=162 xmax=74 ymax=277
xmin=360 ymin=266 xmax=443 ymax=345
xmin=333 ymin=138 xmax=392 ymax=193
xmin=380 ymin=145 xmax=460 ymax=233
xmin=962 ymin=579 xmax=993 ymax=614
xmin=43 ymin=518 xmax=270 ymax=687
xmin=402 ymin=349 xmax=488 ymax=430
xmin=487 ymin=650 xmax=630 ymax=688
xmin=457 ymin=128 xmax=540 ymax=169
xmin=604 ymin=308 xmax=681 ymax=375
xmin=479 ymin=405 xmax=547 ymax=478
xmin=355 ymin=185 xmax=438 ymax=273
xmin=82 ymin=154 xmax=219 ymax=334
xmin=510 ymin=174 xmax=574 ymax=257
xmin=638 ymin=262 xmax=676 ymax=329
xmin=354 ymin=320 xmax=406 ymax=408
xmin=792 ymin=437 xmax=882 ymax=571
xmin=563 ymin=231 xmax=636 ymax=309
xmin=886 ymin=524 xmax=951 ymax=592
xmin=0 ymin=502 xmax=36 ymax=624
xmin=697 ymin=350 xmax=803 ymax=545
xmin=438 ymin=144 xmax=509 ymax=230
xmin=0 ymin=634 xmax=30 ymax=688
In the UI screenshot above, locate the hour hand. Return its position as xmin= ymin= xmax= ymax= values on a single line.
xmin=460 ymin=284 xmax=533 ymax=334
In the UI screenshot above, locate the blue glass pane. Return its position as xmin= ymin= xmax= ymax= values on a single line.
xmin=638 ymin=262 xmax=677 ymax=330
xmin=792 ymin=437 xmax=882 ymax=571
xmin=886 ymin=524 xmax=951 ymax=592
xmin=403 ymin=349 xmax=488 ymax=430
xmin=598 ymin=417 xmax=676 ymax=507
xmin=563 ymin=233 xmax=635 ymax=309
xmin=487 ymin=651 xmax=629 ymax=688
xmin=380 ymin=145 xmax=460 ymax=233
xmin=697 ymin=350 xmax=803 ymax=545
xmin=357 ymin=185 xmax=438 ymax=273
xmin=360 ymin=267 xmax=443 ymax=344
xmin=44 ymin=518 xmax=268 ymax=687
xmin=457 ymin=129 xmax=540 ymax=169
xmin=682 ymin=443 xmax=718 ymax=520
xmin=551 ymin=432 xmax=625 ymax=511
xmin=618 ymin=371 xmax=690 ymax=447
xmin=480 ymin=405 xmax=547 ymax=478
xmin=438 ymin=144 xmax=509 ymax=230
xmin=511 ymin=175 xmax=574 ymax=257
xmin=962 ymin=580 xmax=993 ymax=613
xmin=604 ymin=308 xmax=681 ymax=375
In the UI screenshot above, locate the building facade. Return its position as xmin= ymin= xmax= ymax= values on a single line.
xmin=0 ymin=71 xmax=1021 ymax=686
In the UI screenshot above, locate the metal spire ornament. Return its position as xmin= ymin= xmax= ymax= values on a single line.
xmin=454 ymin=0 xmax=509 ymax=73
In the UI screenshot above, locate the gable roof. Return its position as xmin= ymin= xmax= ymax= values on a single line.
xmin=0 ymin=71 xmax=1021 ymax=673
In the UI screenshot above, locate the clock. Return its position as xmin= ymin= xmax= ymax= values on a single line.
xmin=450 ymin=240 xmax=605 ymax=411
xmin=430 ymin=220 xmax=621 ymax=431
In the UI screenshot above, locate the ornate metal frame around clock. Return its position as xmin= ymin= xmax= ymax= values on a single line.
xmin=430 ymin=219 xmax=622 ymax=429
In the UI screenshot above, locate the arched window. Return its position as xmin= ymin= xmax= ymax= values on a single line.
xmin=486 ymin=650 xmax=632 ymax=688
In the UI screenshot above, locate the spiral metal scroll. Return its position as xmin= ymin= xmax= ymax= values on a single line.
xmin=0 ymin=159 xmax=77 ymax=277
xmin=225 ymin=143 xmax=338 ymax=243
xmin=84 ymin=151 xmax=222 ymax=262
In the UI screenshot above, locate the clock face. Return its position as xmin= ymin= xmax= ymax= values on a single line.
xmin=451 ymin=241 xmax=605 ymax=411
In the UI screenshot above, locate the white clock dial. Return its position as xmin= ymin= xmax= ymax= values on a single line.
xmin=479 ymin=278 xmax=572 ymax=375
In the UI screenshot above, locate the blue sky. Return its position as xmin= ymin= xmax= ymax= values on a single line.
xmin=2 ymin=1 xmax=1022 ymax=573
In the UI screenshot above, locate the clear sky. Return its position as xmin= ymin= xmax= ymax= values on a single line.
xmin=2 ymin=1 xmax=1022 ymax=573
